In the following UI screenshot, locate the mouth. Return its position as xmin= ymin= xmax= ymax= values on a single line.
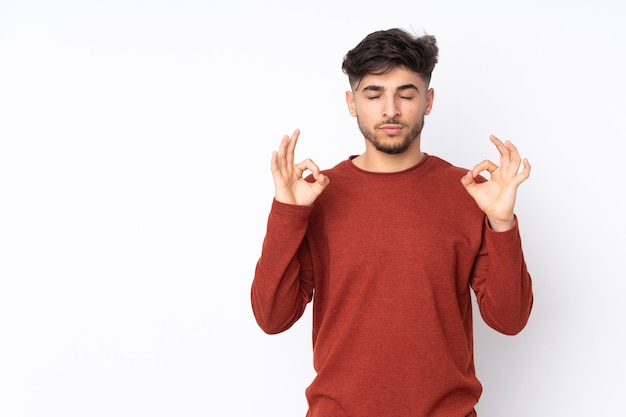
xmin=379 ymin=125 xmax=404 ymax=136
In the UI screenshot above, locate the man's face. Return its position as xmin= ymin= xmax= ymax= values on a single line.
xmin=346 ymin=66 xmax=434 ymax=154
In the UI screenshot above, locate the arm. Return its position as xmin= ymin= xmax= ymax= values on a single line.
xmin=251 ymin=200 xmax=315 ymax=334
xmin=251 ymin=129 xmax=329 ymax=334
xmin=471 ymin=218 xmax=533 ymax=335
xmin=464 ymin=135 xmax=533 ymax=334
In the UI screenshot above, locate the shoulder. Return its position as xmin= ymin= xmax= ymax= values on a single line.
xmin=303 ymin=158 xmax=354 ymax=183
xmin=425 ymin=154 xmax=466 ymax=175
xmin=425 ymin=154 xmax=487 ymax=184
xmin=322 ymin=157 xmax=356 ymax=175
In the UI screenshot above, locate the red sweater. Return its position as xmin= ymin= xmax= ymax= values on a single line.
xmin=251 ymin=154 xmax=533 ymax=417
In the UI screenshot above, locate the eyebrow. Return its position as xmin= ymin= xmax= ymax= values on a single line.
xmin=361 ymin=83 xmax=420 ymax=93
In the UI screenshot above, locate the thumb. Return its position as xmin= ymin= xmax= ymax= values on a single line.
xmin=311 ymin=173 xmax=330 ymax=194
xmin=460 ymin=171 xmax=477 ymax=193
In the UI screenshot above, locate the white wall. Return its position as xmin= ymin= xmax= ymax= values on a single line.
xmin=0 ymin=1 xmax=624 ymax=416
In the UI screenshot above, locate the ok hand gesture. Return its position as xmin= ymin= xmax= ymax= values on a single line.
xmin=461 ymin=135 xmax=531 ymax=232
xmin=271 ymin=129 xmax=330 ymax=206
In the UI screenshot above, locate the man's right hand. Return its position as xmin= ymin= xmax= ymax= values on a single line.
xmin=271 ymin=129 xmax=330 ymax=206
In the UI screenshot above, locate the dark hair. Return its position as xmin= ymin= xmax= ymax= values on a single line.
xmin=341 ymin=28 xmax=439 ymax=89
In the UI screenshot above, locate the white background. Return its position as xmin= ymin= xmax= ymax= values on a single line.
xmin=1 ymin=1 xmax=624 ymax=416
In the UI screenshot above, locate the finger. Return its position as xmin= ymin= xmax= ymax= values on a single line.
xmin=460 ymin=170 xmax=476 ymax=187
xmin=271 ymin=148 xmax=287 ymax=177
xmin=460 ymin=170 xmax=482 ymax=199
xmin=275 ymin=134 xmax=290 ymax=167
xmin=295 ymin=158 xmax=321 ymax=179
xmin=471 ymin=159 xmax=498 ymax=178
xmin=489 ymin=135 xmax=508 ymax=155
xmin=517 ymin=158 xmax=531 ymax=182
xmin=490 ymin=135 xmax=512 ymax=167
xmin=505 ymin=140 xmax=522 ymax=169
xmin=311 ymin=172 xmax=330 ymax=192
xmin=285 ymin=129 xmax=300 ymax=167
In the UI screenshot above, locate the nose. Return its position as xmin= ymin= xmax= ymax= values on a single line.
xmin=382 ymin=96 xmax=400 ymax=118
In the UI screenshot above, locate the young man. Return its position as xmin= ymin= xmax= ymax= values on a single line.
xmin=251 ymin=28 xmax=533 ymax=417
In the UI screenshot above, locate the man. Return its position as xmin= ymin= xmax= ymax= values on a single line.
xmin=251 ymin=27 xmax=533 ymax=417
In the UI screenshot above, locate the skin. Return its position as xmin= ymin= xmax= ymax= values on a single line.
xmin=271 ymin=66 xmax=530 ymax=232
xmin=346 ymin=66 xmax=433 ymax=172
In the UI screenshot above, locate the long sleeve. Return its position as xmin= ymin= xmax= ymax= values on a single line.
xmin=251 ymin=199 xmax=315 ymax=334
xmin=251 ymin=155 xmax=534 ymax=417
xmin=470 ymin=217 xmax=534 ymax=335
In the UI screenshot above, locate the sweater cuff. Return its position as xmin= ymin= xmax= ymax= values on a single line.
xmin=270 ymin=198 xmax=315 ymax=219
xmin=484 ymin=215 xmax=523 ymax=250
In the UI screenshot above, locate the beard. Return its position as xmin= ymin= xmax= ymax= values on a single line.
xmin=357 ymin=115 xmax=425 ymax=155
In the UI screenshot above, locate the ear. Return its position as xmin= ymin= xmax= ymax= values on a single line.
xmin=424 ymin=88 xmax=435 ymax=115
xmin=345 ymin=90 xmax=357 ymax=117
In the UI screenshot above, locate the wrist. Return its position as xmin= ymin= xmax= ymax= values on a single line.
xmin=487 ymin=216 xmax=516 ymax=232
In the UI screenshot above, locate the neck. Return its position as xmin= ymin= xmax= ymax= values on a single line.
xmin=352 ymin=141 xmax=424 ymax=173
